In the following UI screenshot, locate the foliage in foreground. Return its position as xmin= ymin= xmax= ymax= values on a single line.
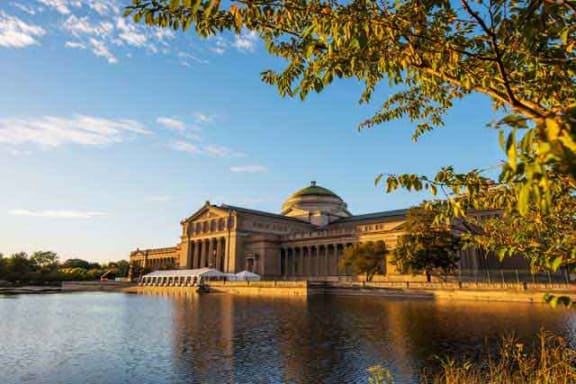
xmin=425 ymin=331 xmax=576 ymax=384
xmin=368 ymin=331 xmax=576 ymax=384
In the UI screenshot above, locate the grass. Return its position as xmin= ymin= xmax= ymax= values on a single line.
xmin=369 ymin=330 xmax=576 ymax=384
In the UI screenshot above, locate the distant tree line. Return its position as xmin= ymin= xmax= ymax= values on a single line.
xmin=0 ymin=251 xmax=130 ymax=285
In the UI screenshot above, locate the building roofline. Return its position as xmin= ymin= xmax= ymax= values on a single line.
xmin=220 ymin=204 xmax=313 ymax=224
xmin=332 ymin=208 xmax=409 ymax=223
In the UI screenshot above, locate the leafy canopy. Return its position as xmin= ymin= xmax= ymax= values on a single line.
xmin=126 ymin=0 xmax=576 ymax=211
xmin=339 ymin=240 xmax=389 ymax=281
xmin=392 ymin=206 xmax=461 ymax=281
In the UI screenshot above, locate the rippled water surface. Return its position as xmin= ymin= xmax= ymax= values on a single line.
xmin=1 ymin=292 xmax=575 ymax=384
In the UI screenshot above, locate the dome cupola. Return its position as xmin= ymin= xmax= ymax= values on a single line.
xmin=281 ymin=181 xmax=351 ymax=226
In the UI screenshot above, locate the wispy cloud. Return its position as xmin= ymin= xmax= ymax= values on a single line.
xmin=157 ymin=117 xmax=185 ymax=132
xmin=233 ymin=30 xmax=258 ymax=53
xmin=11 ymin=3 xmax=37 ymax=16
xmin=64 ymin=40 xmax=85 ymax=49
xmin=194 ymin=112 xmax=213 ymax=124
xmin=116 ymin=17 xmax=147 ymax=47
xmin=9 ymin=0 xmax=178 ymax=64
xmin=205 ymin=144 xmax=245 ymax=158
xmin=177 ymin=51 xmax=209 ymax=66
xmin=0 ymin=115 xmax=150 ymax=148
xmin=0 ymin=11 xmax=45 ymax=48
xmin=9 ymin=209 xmax=107 ymax=219
xmin=88 ymin=38 xmax=117 ymax=63
xmin=37 ymin=0 xmax=76 ymax=15
xmin=172 ymin=141 xmax=244 ymax=158
xmin=230 ymin=165 xmax=267 ymax=173
xmin=63 ymin=15 xmax=113 ymax=37
xmin=172 ymin=140 xmax=202 ymax=154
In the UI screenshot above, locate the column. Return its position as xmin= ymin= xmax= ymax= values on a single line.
xmin=285 ymin=248 xmax=290 ymax=277
xmin=193 ymin=241 xmax=200 ymax=269
xmin=200 ymin=239 xmax=206 ymax=268
xmin=207 ymin=238 xmax=214 ymax=268
xmin=303 ymin=247 xmax=309 ymax=277
xmin=216 ymin=238 xmax=223 ymax=271
xmin=188 ymin=242 xmax=195 ymax=268
xmin=315 ymin=247 xmax=320 ymax=277
xmin=324 ymin=245 xmax=330 ymax=276
xmin=220 ymin=238 xmax=226 ymax=271
xmin=334 ymin=244 xmax=340 ymax=276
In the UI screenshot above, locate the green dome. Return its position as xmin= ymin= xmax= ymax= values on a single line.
xmin=289 ymin=181 xmax=339 ymax=199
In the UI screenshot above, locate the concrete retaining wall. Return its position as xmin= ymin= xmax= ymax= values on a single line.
xmin=136 ymin=281 xmax=313 ymax=297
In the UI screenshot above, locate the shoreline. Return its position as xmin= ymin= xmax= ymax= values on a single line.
xmin=2 ymin=281 xmax=574 ymax=305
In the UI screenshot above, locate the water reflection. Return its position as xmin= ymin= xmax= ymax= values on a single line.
xmin=0 ymin=292 xmax=574 ymax=384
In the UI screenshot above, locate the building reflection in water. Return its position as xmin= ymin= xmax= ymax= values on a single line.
xmin=142 ymin=291 xmax=576 ymax=384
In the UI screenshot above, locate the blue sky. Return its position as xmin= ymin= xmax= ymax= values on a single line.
xmin=0 ymin=0 xmax=504 ymax=262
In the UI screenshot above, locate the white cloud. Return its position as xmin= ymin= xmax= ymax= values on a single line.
xmin=65 ymin=40 xmax=85 ymax=49
xmin=233 ymin=30 xmax=258 ymax=53
xmin=37 ymin=0 xmax=76 ymax=15
xmin=204 ymin=144 xmax=244 ymax=158
xmin=177 ymin=51 xmax=209 ymax=65
xmin=0 ymin=115 xmax=150 ymax=148
xmin=172 ymin=140 xmax=202 ymax=154
xmin=172 ymin=141 xmax=244 ymax=158
xmin=194 ymin=112 xmax=213 ymax=124
xmin=116 ymin=17 xmax=146 ymax=47
xmin=157 ymin=117 xmax=186 ymax=131
xmin=9 ymin=209 xmax=107 ymax=219
xmin=154 ymin=28 xmax=175 ymax=42
xmin=11 ymin=3 xmax=37 ymax=15
xmin=0 ymin=11 xmax=45 ymax=48
xmin=87 ymin=0 xmax=116 ymax=16
xmin=208 ymin=36 xmax=228 ymax=55
xmin=63 ymin=15 xmax=113 ymax=37
xmin=182 ymin=132 xmax=201 ymax=141
xmin=88 ymin=37 xmax=117 ymax=63
xmin=230 ymin=165 xmax=267 ymax=173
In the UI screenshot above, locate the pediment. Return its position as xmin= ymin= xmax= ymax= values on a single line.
xmin=182 ymin=202 xmax=230 ymax=223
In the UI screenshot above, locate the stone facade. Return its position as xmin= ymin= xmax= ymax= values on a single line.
xmin=130 ymin=182 xmax=519 ymax=279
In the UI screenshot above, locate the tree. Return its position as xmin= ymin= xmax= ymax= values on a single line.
xmin=61 ymin=259 xmax=91 ymax=269
xmin=392 ymin=207 xmax=460 ymax=282
xmin=0 ymin=253 xmax=5 ymax=281
xmin=115 ymin=260 xmax=130 ymax=278
xmin=339 ymin=240 xmax=389 ymax=281
xmin=5 ymin=252 xmax=33 ymax=282
xmin=459 ymin=180 xmax=576 ymax=274
xmin=30 ymin=251 xmax=59 ymax=273
xmin=125 ymin=0 xmax=575 ymax=276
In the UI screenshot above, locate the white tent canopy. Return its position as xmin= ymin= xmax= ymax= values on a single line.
xmin=143 ymin=268 xmax=226 ymax=279
xmin=233 ymin=270 xmax=261 ymax=281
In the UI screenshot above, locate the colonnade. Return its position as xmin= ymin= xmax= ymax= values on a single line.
xmin=280 ymin=243 xmax=352 ymax=277
xmin=187 ymin=237 xmax=227 ymax=271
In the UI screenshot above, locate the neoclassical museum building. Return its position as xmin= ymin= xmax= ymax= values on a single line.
xmin=130 ymin=181 xmax=490 ymax=279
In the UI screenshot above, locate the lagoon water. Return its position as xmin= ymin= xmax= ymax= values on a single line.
xmin=1 ymin=292 xmax=575 ymax=384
